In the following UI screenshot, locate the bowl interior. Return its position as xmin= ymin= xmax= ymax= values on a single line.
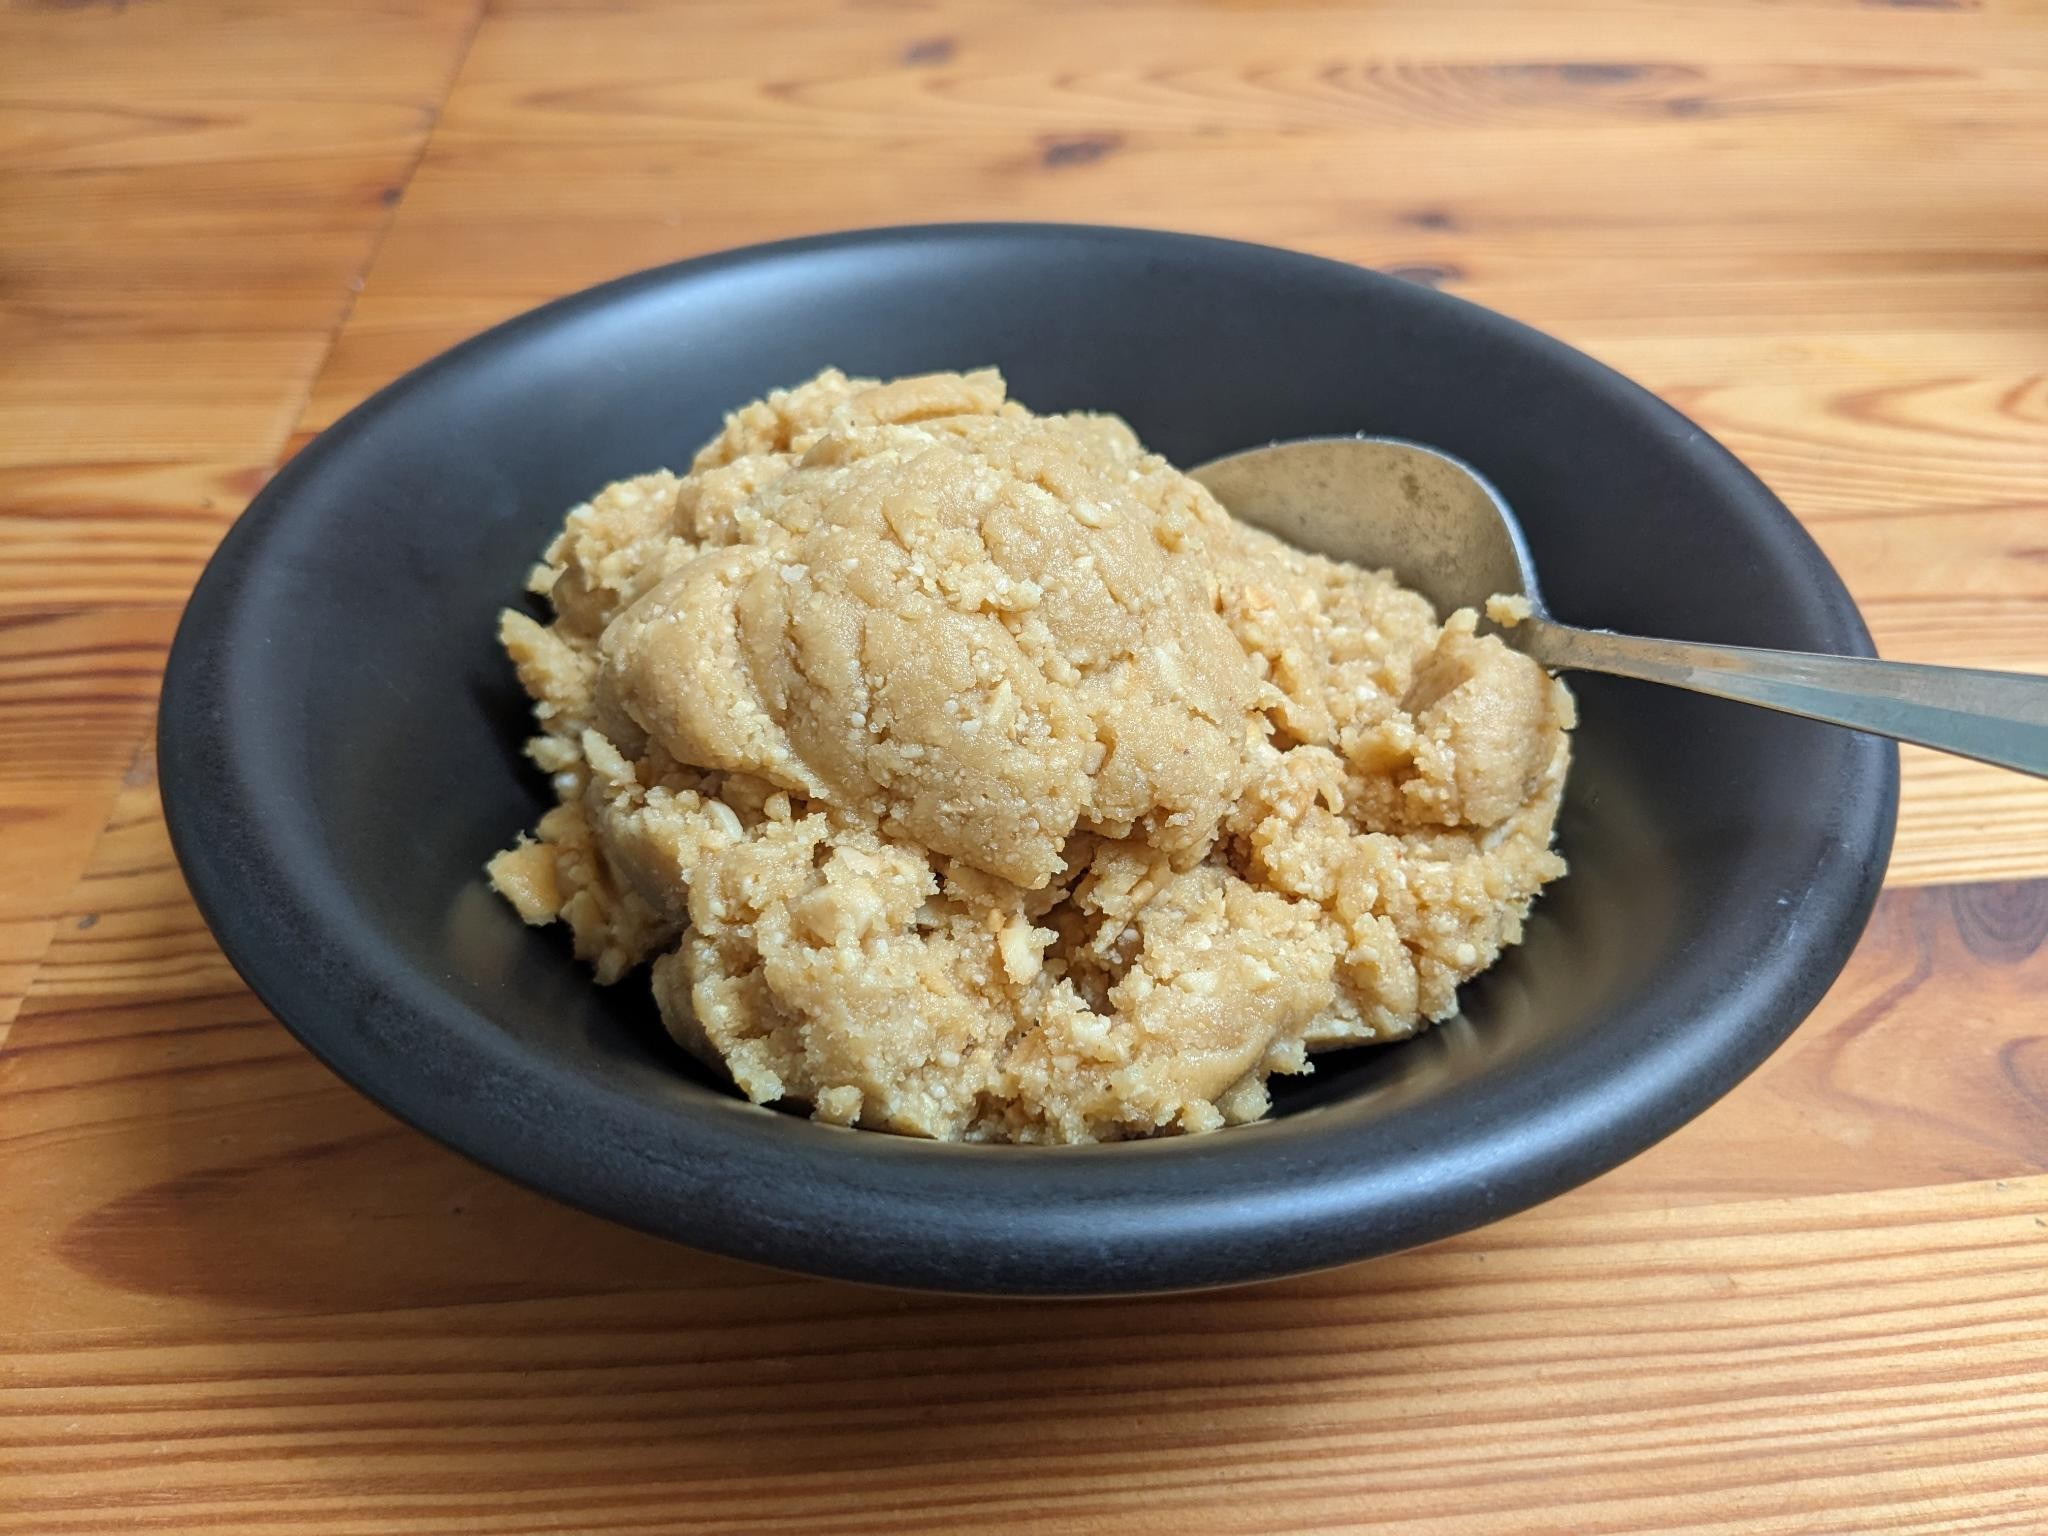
xmin=161 ymin=226 xmax=1896 ymax=1293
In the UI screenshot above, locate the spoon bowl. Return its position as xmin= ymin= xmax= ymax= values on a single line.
xmin=1195 ymin=435 xmax=1542 ymax=618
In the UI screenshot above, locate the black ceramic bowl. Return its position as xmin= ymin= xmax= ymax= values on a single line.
xmin=160 ymin=225 xmax=1896 ymax=1295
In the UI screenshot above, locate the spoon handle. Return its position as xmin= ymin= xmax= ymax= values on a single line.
xmin=1516 ymin=619 xmax=2048 ymax=780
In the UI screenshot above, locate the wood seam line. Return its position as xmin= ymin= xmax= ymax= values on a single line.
xmin=264 ymin=0 xmax=494 ymax=471
xmin=0 ymin=730 xmax=165 ymax=1055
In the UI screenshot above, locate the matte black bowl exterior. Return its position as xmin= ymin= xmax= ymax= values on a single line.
xmin=160 ymin=225 xmax=1897 ymax=1295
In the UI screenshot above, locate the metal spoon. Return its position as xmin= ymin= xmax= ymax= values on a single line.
xmin=1193 ymin=436 xmax=2048 ymax=779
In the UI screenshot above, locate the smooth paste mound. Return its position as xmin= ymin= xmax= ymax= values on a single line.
xmin=488 ymin=369 xmax=1573 ymax=1143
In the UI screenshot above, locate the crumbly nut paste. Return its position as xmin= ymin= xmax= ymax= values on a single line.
xmin=489 ymin=369 xmax=1573 ymax=1143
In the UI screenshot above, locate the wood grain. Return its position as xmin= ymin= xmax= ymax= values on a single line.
xmin=0 ymin=0 xmax=483 ymax=1025
xmin=0 ymin=0 xmax=486 ymax=603
xmin=2 ymin=1180 xmax=2045 ymax=1535
xmin=1 ymin=765 xmax=2045 ymax=1323
xmin=299 ymin=0 xmax=2048 ymax=887
xmin=0 ymin=609 xmax=171 ymax=1031
xmin=5 ymin=1 xmax=2048 ymax=1530
xmin=1 ymin=767 xmax=2045 ymax=1532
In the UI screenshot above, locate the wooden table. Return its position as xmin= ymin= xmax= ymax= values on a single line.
xmin=5 ymin=2 xmax=2046 ymax=1529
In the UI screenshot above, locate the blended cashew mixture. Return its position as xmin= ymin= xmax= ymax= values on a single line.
xmin=489 ymin=369 xmax=1573 ymax=1143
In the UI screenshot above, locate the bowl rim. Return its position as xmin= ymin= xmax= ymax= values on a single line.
xmin=159 ymin=222 xmax=1899 ymax=1295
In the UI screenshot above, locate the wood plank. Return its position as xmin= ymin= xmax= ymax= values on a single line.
xmin=0 ymin=0 xmax=484 ymax=1022
xmin=292 ymin=0 xmax=2048 ymax=886
xmin=301 ymin=1 xmax=2048 ymax=411
xmin=1597 ymin=877 xmax=2048 ymax=1205
xmin=0 ymin=0 xmax=485 ymax=504
xmin=1 ymin=762 xmax=2041 ymax=1335
xmin=0 ymin=794 xmax=112 ymax=1039
xmin=0 ymin=463 xmax=266 ymax=614
xmin=2 ymin=774 xmax=2043 ymax=1526
xmin=0 ymin=609 xmax=173 ymax=1034
xmin=9 ymin=2 xmax=2048 ymax=1529
xmin=2 ymin=1165 xmax=2043 ymax=1533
